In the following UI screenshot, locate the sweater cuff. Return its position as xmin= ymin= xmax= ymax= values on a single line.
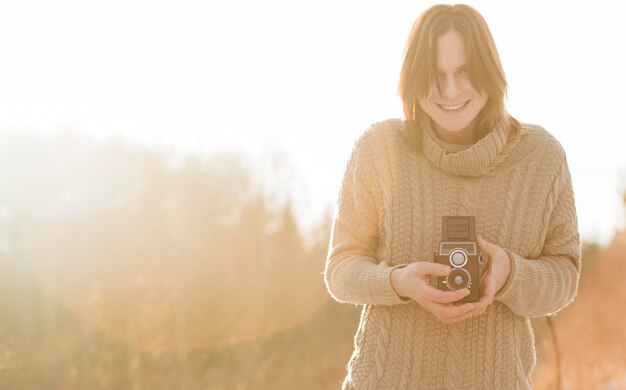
xmin=388 ymin=264 xmax=412 ymax=303
xmin=372 ymin=262 xmax=412 ymax=305
xmin=493 ymin=249 xmax=521 ymax=303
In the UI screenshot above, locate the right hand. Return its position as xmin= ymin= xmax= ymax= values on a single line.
xmin=390 ymin=262 xmax=475 ymax=323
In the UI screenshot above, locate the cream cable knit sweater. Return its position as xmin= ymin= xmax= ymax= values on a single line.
xmin=324 ymin=119 xmax=581 ymax=389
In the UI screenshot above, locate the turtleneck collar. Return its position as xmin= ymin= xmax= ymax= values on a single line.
xmin=421 ymin=118 xmax=520 ymax=177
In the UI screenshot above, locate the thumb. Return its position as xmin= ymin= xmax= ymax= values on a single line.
xmin=476 ymin=234 xmax=498 ymax=255
xmin=415 ymin=261 xmax=451 ymax=277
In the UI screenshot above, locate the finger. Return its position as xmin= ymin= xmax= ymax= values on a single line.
xmin=426 ymin=287 xmax=471 ymax=304
xmin=472 ymin=292 xmax=491 ymax=308
xmin=470 ymin=293 xmax=494 ymax=315
xmin=473 ymin=305 xmax=489 ymax=316
xmin=481 ymin=275 xmax=498 ymax=298
xmin=415 ymin=261 xmax=452 ymax=277
xmin=425 ymin=301 xmax=475 ymax=320
xmin=484 ymin=284 xmax=497 ymax=298
xmin=473 ymin=295 xmax=494 ymax=315
xmin=476 ymin=235 xmax=498 ymax=256
xmin=476 ymin=279 xmax=496 ymax=306
xmin=442 ymin=309 xmax=475 ymax=324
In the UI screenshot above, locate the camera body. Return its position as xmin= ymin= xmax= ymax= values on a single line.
xmin=433 ymin=216 xmax=484 ymax=303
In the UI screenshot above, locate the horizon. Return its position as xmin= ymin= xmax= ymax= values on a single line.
xmin=1 ymin=0 xmax=625 ymax=244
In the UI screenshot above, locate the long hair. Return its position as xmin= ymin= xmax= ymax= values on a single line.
xmin=398 ymin=4 xmax=519 ymax=151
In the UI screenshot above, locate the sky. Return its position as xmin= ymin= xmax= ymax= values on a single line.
xmin=0 ymin=0 xmax=625 ymax=244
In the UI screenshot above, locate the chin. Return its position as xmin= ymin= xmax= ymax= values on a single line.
xmin=432 ymin=120 xmax=477 ymax=143
xmin=438 ymin=121 xmax=472 ymax=133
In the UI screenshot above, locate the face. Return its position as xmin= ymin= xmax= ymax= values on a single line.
xmin=418 ymin=30 xmax=488 ymax=144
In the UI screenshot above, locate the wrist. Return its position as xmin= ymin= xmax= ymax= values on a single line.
xmin=496 ymin=249 xmax=512 ymax=291
xmin=390 ymin=266 xmax=408 ymax=300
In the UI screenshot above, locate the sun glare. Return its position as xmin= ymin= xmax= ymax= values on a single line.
xmin=0 ymin=1 xmax=625 ymax=388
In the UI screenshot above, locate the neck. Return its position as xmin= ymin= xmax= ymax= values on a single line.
xmin=421 ymin=116 xmax=517 ymax=177
xmin=433 ymin=120 xmax=478 ymax=145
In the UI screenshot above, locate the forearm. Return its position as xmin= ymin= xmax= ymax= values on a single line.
xmin=324 ymin=218 xmax=409 ymax=306
xmin=324 ymin=252 xmax=409 ymax=306
xmin=495 ymin=251 xmax=580 ymax=317
xmin=324 ymin=129 xmax=415 ymax=306
xmin=494 ymin=154 xmax=581 ymax=318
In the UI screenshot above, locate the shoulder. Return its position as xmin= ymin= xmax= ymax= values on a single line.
xmin=359 ymin=118 xmax=404 ymax=142
xmin=520 ymin=123 xmax=566 ymax=156
xmin=353 ymin=118 xmax=405 ymax=152
xmin=518 ymin=122 xmax=568 ymax=164
xmin=517 ymin=123 xmax=572 ymax=186
xmin=345 ymin=119 xmax=404 ymax=176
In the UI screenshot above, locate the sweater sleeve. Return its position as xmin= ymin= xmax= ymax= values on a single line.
xmin=494 ymin=157 xmax=582 ymax=317
xmin=324 ymin=132 xmax=410 ymax=306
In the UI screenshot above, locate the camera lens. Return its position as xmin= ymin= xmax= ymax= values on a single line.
xmin=445 ymin=268 xmax=471 ymax=290
xmin=449 ymin=249 xmax=468 ymax=267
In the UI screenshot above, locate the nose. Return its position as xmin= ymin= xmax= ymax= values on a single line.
xmin=441 ymin=75 xmax=459 ymax=99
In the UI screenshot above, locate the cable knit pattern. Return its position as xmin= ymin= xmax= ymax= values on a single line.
xmin=325 ymin=118 xmax=581 ymax=389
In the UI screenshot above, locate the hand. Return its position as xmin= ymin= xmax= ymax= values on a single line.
xmin=390 ymin=262 xmax=475 ymax=323
xmin=469 ymin=235 xmax=512 ymax=316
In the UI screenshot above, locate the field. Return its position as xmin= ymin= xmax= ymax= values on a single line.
xmin=1 ymin=134 xmax=624 ymax=389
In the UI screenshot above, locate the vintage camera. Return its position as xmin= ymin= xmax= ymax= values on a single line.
xmin=433 ymin=216 xmax=484 ymax=303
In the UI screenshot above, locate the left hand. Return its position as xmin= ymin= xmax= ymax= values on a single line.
xmin=469 ymin=235 xmax=512 ymax=316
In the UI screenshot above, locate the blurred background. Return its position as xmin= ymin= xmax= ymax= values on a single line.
xmin=1 ymin=0 xmax=625 ymax=389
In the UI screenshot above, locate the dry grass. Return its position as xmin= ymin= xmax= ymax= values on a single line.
xmin=1 ymin=133 xmax=624 ymax=389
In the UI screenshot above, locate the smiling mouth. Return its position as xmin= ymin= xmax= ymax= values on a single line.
xmin=438 ymin=101 xmax=469 ymax=111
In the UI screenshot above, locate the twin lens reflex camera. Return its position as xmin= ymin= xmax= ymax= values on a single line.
xmin=433 ymin=216 xmax=486 ymax=303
